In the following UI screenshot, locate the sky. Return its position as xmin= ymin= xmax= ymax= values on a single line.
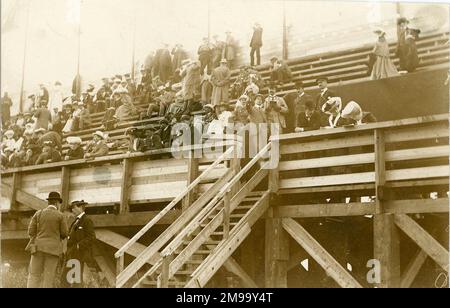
xmin=1 ymin=0 xmax=449 ymax=115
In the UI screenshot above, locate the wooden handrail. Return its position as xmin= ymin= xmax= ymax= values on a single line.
xmin=114 ymin=145 xmax=235 ymax=259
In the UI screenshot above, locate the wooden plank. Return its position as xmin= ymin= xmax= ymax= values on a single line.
xmin=223 ymin=191 xmax=231 ymax=238
xmin=60 ymin=166 xmax=70 ymax=212
xmin=385 ymin=124 xmax=449 ymax=144
xmin=373 ymin=214 xmax=400 ymax=287
xmin=95 ymin=229 xmax=160 ymax=265
xmin=400 ymin=249 xmax=428 ymax=288
xmin=265 ymin=216 xmax=289 ymax=287
xmin=279 ymin=183 xmax=374 ymax=195
xmin=394 ymin=213 xmax=449 ymax=271
xmin=282 ymin=217 xmax=362 ymax=288
xmin=119 ymin=159 xmax=133 ymax=214
xmin=94 ymin=255 xmax=116 ymax=287
xmin=182 ymin=156 xmax=199 ymax=211
xmin=280 ymin=172 xmax=374 ymax=189
xmin=386 ymin=166 xmax=449 ymax=182
xmin=277 ymin=202 xmax=376 ymax=218
xmin=279 ymin=152 xmax=374 ymax=171
xmin=91 ymin=211 xmax=180 ymax=228
xmin=385 ymin=146 xmax=449 ymax=162
xmin=10 ymin=173 xmax=21 ymax=211
xmin=384 ymin=199 xmax=449 ymax=214
xmin=280 ymin=134 xmax=373 ymax=155
xmin=374 ymin=129 xmax=386 ymax=214
xmin=15 ymin=188 xmax=47 ymax=211
xmin=223 ymin=257 xmax=258 ymax=288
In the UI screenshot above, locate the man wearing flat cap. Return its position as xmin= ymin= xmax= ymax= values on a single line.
xmin=60 ymin=200 xmax=96 ymax=288
xmin=283 ymin=80 xmax=312 ymax=132
xmin=26 ymin=192 xmax=68 ymax=288
xmin=315 ymin=76 xmax=336 ymax=113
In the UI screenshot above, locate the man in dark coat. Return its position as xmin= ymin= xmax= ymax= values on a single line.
xmin=295 ymin=99 xmax=322 ymax=132
xmin=1 ymin=92 xmax=12 ymax=126
xmin=315 ymin=77 xmax=336 ymax=112
xmin=270 ymin=57 xmax=292 ymax=85
xmin=283 ymin=81 xmax=312 ymax=132
xmin=198 ymin=37 xmax=212 ymax=75
xmin=172 ymin=44 xmax=189 ymax=73
xmin=62 ymin=200 xmax=96 ymax=288
xmin=38 ymin=84 xmax=50 ymax=105
xmin=250 ymin=23 xmax=263 ymax=66
xmin=26 ymin=192 xmax=68 ymax=288
xmin=153 ymin=45 xmax=173 ymax=83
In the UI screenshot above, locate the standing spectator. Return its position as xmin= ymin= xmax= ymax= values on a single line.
xmin=211 ymin=34 xmax=225 ymax=68
xmin=315 ymin=77 xmax=336 ymax=112
xmin=371 ymin=29 xmax=399 ymax=80
xmin=74 ymin=102 xmax=92 ymax=131
xmin=38 ymin=84 xmax=50 ymax=105
xmin=295 ymin=99 xmax=321 ymax=132
xmin=102 ymin=107 xmax=118 ymax=131
xmin=84 ymin=85 xmax=96 ymax=113
xmin=211 ymin=59 xmax=231 ymax=108
xmin=62 ymin=200 xmax=96 ymax=288
xmin=269 ymin=57 xmax=292 ymax=86
xmin=84 ymin=131 xmax=109 ymax=158
xmin=26 ymin=192 xmax=68 ymax=288
xmin=154 ymin=44 xmax=173 ymax=83
xmin=1 ymin=92 xmax=13 ymax=126
xmin=396 ymin=17 xmax=409 ymax=72
xmin=34 ymin=101 xmax=52 ymax=130
xmin=201 ymin=73 xmax=213 ymax=105
xmin=198 ymin=37 xmax=212 ymax=75
xmin=223 ymin=31 xmax=237 ymax=68
xmin=51 ymin=109 xmax=64 ymax=135
xmin=182 ymin=60 xmax=201 ymax=113
xmin=172 ymin=44 xmax=189 ymax=73
xmin=404 ymin=28 xmax=421 ymax=73
xmin=283 ymin=81 xmax=312 ymax=132
xmin=65 ymin=137 xmax=85 ymax=160
xmin=49 ymin=81 xmax=64 ymax=112
xmin=95 ymin=78 xmax=111 ymax=113
xmin=124 ymin=74 xmax=137 ymax=98
xmin=264 ymin=87 xmax=288 ymax=134
xmin=250 ymin=23 xmax=263 ymax=67
xmin=24 ymin=94 xmax=36 ymax=113
xmin=247 ymin=94 xmax=266 ymax=124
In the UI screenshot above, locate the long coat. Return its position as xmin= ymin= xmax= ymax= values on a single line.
xmin=211 ymin=66 xmax=231 ymax=106
xmin=34 ymin=107 xmax=52 ymax=130
xmin=250 ymin=27 xmax=263 ymax=48
xmin=223 ymin=35 xmax=237 ymax=61
xmin=172 ymin=47 xmax=189 ymax=71
xmin=67 ymin=214 xmax=96 ymax=266
xmin=182 ymin=62 xmax=201 ymax=100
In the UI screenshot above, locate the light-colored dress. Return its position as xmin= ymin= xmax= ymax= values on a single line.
xmin=371 ymin=39 xmax=399 ymax=80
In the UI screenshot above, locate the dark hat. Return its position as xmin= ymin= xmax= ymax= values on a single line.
xmin=46 ymin=191 xmax=62 ymax=202
xmin=69 ymin=200 xmax=88 ymax=209
xmin=270 ymin=56 xmax=278 ymax=62
xmin=181 ymin=115 xmax=191 ymax=121
xmin=124 ymin=73 xmax=131 ymax=78
xmin=397 ymin=17 xmax=409 ymax=25
xmin=316 ymin=77 xmax=328 ymax=83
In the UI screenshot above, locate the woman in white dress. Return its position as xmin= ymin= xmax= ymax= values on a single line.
xmin=371 ymin=29 xmax=399 ymax=80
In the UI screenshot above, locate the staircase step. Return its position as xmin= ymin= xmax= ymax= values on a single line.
xmin=141 ymin=280 xmax=186 ymax=287
xmin=175 ymin=270 xmax=195 ymax=275
xmin=185 ymin=259 xmax=204 ymax=265
xmin=229 ymin=213 xmax=246 ymax=219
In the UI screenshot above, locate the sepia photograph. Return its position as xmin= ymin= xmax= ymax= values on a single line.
xmin=0 ymin=0 xmax=449 ymax=291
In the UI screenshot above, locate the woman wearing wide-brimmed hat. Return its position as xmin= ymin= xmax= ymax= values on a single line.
xmin=371 ymin=28 xmax=399 ymax=80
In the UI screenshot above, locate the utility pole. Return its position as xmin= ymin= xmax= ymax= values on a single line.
xmin=19 ymin=0 xmax=31 ymax=113
xmin=131 ymin=9 xmax=137 ymax=81
xmin=282 ymin=0 xmax=288 ymax=60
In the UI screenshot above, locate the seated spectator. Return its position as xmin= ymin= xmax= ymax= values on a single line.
xmin=167 ymin=95 xmax=185 ymax=116
xmin=321 ymin=97 xmax=345 ymax=128
xmin=269 ymin=57 xmax=292 ymax=86
xmin=110 ymin=86 xmax=124 ymax=109
xmin=158 ymin=118 xmax=172 ymax=148
xmin=62 ymin=104 xmax=75 ymax=133
xmin=264 ymin=87 xmax=288 ymax=133
xmin=34 ymin=127 xmax=62 ymax=151
xmin=23 ymin=112 xmax=34 ymax=125
xmin=35 ymin=141 xmax=62 ymax=164
xmin=102 ymin=107 xmax=118 ymax=131
xmin=84 ymin=131 xmax=109 ymax=159
xmin=15 ymin=113 xmax=25 ymax=127
xmin=295 ymin=99 xmax=321 ymax=132
xmin=65 ymin=137 xmax=84 ymax=160
xmin=115 ymin=91 xmax=139 ymax=123
xmin=3 ymin=130 xmax=16 ymax=150
xmin=83 ymin=85 xmax=96 ymax=113
xmin=33 ymin=100 xmax=52 ymax=130
xmin=341 ymin=101 xmax=377 ymax=125
xmin=51 ymin=108 xmax=64 ymax=135
xmin=72 ymin=102 xmax=92 ymax=131
xmin=202 ymin=104 xmax=217 ymax=133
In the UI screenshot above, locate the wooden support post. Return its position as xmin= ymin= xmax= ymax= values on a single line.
xmin=60 ymin=166 xmax=71 ymax=212
xmin=116 ymin=254 xmax=124 ymax=277
xmin=182 ymin=155 xmax=199 ymax=211
xmin=230 ymin=142 xmax=241 ymax=196
xmin=10 ymin=172 xmax=21 ymax=211
xmin=400 ymin=249 xmax=428 ymax=288
xmin=265 ymin=208 xmax=289 ymax=287
xmin=158 ymin=254 xmax=172 ymax=288
xmin=373 ymin=214 xmax=400 ymax=288
xmin=374 ymin=129 xmax=386 ymax=214
xmin=119 ymin=159 xmax=133 ymax=215
xmin=223 ymin=190 xmax=231 ymax=239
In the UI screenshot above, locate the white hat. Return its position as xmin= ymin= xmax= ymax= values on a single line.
xmin=67 ymin=136 xmax=82 ymax=144
xmin=322 ymin=97 xmax=342 ymax=115
xmin=34 ymin=128 xmax=46 ymax=134
xmin=341 ymin=101 xmax=363 ymax=121
xmin=4 ymin=147 xmax=14 ymax=153
xmin=4 ymin=130 xmax=14 ymax=138
xmin=93 ymin=131 xmax=106 ymax=139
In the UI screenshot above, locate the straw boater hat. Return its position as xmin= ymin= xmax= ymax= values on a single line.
xmin=66 ymin=136 xmax=82 ymax=144
xmin=93 ymin=131 xmax=106 ymax=140
xmin=341 ymin=101 xmax=363 ymax=121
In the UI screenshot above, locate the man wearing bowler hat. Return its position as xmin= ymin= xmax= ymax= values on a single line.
xmin=26 ymin=192 xmax=68 ymax=288
xmin=315 ymin=76 xmax=336 ymax=112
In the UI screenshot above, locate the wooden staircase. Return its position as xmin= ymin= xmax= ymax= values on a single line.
xmin=115 ymin=142 xmax=273 ymax=288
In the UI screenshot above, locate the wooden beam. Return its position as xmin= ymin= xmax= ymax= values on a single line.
xmin=91 ymin=211 xmax=180 ymax=228
xmin=265 ymin=215 xmax=289 ymax=287
xmin=277 ymin=202 xmax=376 ymax=218
xmin=400 ymin=249 xmax=428 ymax=288
xmin=94 ymin=255 xmax=116 ymax=287
xmin=223 ymin=257 xmax=258 ymax=288
xmin=280 ymin=172 xmax=374 ymax=189
xmin=60 ymin=166 xmax=71 ymax=212
xmin=279 ymin=153 xmax=374 ymax=171
xmin=10 ymin=173 xmax=21 ymax=211
xmin=373 ymin=214 xmax=400 ymax=288
xmin=384 ymin=199 xmax=449 ymax=214
xmin=1 ymin=230 xmax=28 ymax=240
xmin=282 ymin=217 xmax=362 ymax=288
xmin=374 ymin=129 xmax=385 ymax=214
xmin=15 ymin=187 xmax=47 ymax=210
xmin=386 ymin=165 xmax=449 ymax=182
xmin=394 ymin=213 xmax=449 ymax=271
xmin=182 ymin=157 xmax=199 ymax=211
xmin=95 ymin=229 xmax=160 ymax=265
xmin=119 ymin=159 xmax=133 ymax=214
